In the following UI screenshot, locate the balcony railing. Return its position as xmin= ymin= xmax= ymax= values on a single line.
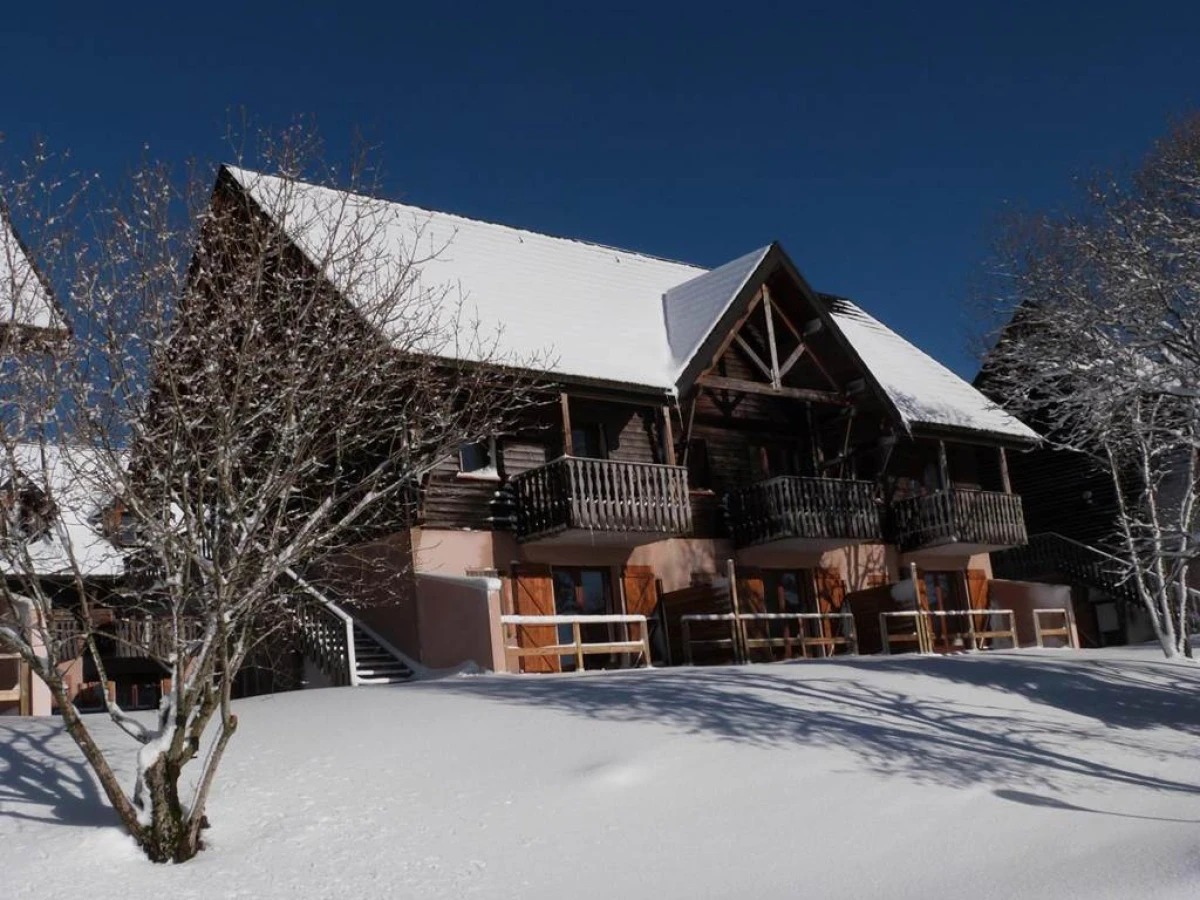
xmin=510 ymin=456 xmax=692 ymax=543
xmin=724 ymin=476 xmax=882 ymax=548
xmin=47 ymin=612 xmax=204 ymax=664
xmin=890 ymin=488 xmax=1027 ymax=553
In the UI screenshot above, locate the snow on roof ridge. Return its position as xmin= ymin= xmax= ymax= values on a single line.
xmin=222 ymin=165 xmax=706 ymax=272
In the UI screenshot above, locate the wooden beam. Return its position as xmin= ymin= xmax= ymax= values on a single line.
xmin=937 ymin=440 xmax=950 ymax=490
xmin=692 ymin=288 xmax=765 ymax=388
xmin=733 ymin=334 xmax=774 ymax=382
xmin=662 ymin=405 xmax=676 ymax=466
xmin=998 ymin=446 xmax=1012 ymax=494
xmin=697 ymin=374 xmax=848 ymax=406
xmin=560 ymin=392 xmax=574 ymax=456
xmin=762 ymin=284 xmax=782 ymax=388
xmin=778 ymin=342 xmax=807 ymax=378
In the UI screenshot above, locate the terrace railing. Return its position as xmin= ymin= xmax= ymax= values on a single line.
xmin=724 ymin=476 xmax=881 ymax=548
xmin=890 ymin=488 xmax=1026 ymax=553
xmin=510 ymin=456 xmax=692 ymax=542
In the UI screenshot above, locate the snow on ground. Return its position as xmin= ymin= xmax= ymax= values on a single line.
xmin=3 ymin=646 xmax=1199 ymax=899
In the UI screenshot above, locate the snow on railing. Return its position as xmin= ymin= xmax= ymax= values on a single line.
xmin=501 ymin=613 xmax=652 ymax=672
xmin=879 ymin=608 xmax=1017 ymax=654
xmin=680 ymin=611 xmax=858 ymax=665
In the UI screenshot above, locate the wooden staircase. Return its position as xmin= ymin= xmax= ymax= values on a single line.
xmin=285 ymin=569 xmax=421 ymax=688
xmin=991 ymin=532 xmax=1139 ymax=603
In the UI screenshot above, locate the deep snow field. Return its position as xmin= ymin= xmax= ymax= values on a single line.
xmin=2 ymin=646 xmax=1199 ymax=899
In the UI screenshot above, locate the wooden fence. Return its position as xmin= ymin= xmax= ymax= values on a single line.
xmin=878 ymin=609 xmax=1018 ymax=654
xmin=501 ymin=614 xmax=652 ymax=671
xmin=680 ymin=611 xmax=858 ymax=664
xmin=1033 ymin=608 xmax=1079 ymax=649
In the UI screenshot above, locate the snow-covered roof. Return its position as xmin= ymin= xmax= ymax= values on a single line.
xmin=0 ymin=213 xmax=64 ymax=333
xmin=226 ymin=166 xmax=705 ymax=388
xmin=226 ymin=166 xmax=1036 ymax=442
xmin=663 ymin=246 xmax=771 ymax=375
xmin=826 ymin=296 xmax=1039 ymax=442
xmin=0 ymin=444 xmax=124 ymax=578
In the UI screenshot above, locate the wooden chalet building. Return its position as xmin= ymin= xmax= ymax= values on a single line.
xmin=219 ymin=167 xmax=1042 ymax=673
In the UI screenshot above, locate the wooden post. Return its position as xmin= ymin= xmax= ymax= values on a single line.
xmin=572 ymin=621 xmax=585 ymax=671
xmin=640 ymin=621 xmax=653 ymax=668
xmin=560 ymin=392 xmax=574 ymax=456
xmin=662 ymin=405 xmax=676 ymax=466
xmin=762 ymin=284 xmax=782 ymax=388
xmin=937 ymin=440 xmax=950 ymax=490
xmin=727 ymin=558 xmax=743 ymax=663
xmin=998 ymin=446 xmax=1012 ymax=494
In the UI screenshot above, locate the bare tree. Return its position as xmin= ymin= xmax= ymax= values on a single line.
xmin=0 ymin=126 xmax=542 ymax=862
xmin=982 ymin=116 xmax=1200 ymax=659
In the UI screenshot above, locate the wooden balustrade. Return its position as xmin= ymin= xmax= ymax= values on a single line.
xmin=45 ymin=612 xmax=204 ymax=663
xmin=724 ymin=476 xmax=881 ymax=548
xmin=890 ymin=488 xmax=1027 ymax=553
xmin=510 ymin=456 xmax=692 ymax=542
xmin=292 ymin=598 xmax=357 ymax=687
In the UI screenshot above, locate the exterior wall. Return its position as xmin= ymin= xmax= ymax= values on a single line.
xmin=988 ymin=579 xmax=1074 ymax=646
xmin=317 ymin=533 xmax=421 ymax=661
xmin=414 ymin=573 xmax=504 ymax=671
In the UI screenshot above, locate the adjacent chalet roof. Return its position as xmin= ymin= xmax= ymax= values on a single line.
xmin=0 ymin=444 xmax=124 ymax=578
xmin=225 ymin=166 xmax=1037 ymax=444
xmin=0 ymin=211 xmax=65 ymax=334
xmin=826 ymin=296 xmax=1039 ymax=442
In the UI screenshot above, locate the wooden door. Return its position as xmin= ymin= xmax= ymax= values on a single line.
xmin=512 ymin=564 xmax=559 ymax=673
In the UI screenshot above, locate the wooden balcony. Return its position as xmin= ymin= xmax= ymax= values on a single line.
xmin=890 ymin=489 xmax=1027 ymax=556
xmin=510 ymin=456 xmax=692 ymax=545
xmin=47 ymin=611 xmax=203 ymax=664
xmin=725 ymin=476 xmax=882 ymax=551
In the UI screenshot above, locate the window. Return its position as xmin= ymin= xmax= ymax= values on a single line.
xmin=570 ymin=422 xmax=606 ymax=459
xmin=458 ymin=438 xmax=499 ymax=479
xmin=551 ymin=567 xmax=612 ymax=670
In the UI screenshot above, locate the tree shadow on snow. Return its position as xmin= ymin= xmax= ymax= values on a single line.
xmin=0 ymin=719 xmax=114 ymax=828
xmin=426 ymin=651 xmax=1200 ymax=798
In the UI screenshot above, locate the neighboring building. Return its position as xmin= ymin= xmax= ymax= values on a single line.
xmin=219 ymin=167 xmax=1040 ymax=674
xmin=0 ymin=211 xmax=74 ymax=714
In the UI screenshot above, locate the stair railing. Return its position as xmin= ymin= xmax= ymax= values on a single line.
xmin=278 ymin=565 xmax=426 ymax=681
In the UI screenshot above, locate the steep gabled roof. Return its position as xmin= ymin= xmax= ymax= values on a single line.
xmin=663 ymin=245 xmax=772 ymax=377
xmin=0 ymin=209 xmax=66 ymax=334
xmin=225 ymin=166 xmax=703 ymax=391
xmin=825 ymin=295 xmax=1038 ymax=443
xmin=225 ymin=166 xmax=1037 ymax=443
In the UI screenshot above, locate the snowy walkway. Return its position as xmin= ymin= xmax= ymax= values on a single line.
xmin=2 ymin=647 xmax=1199 ymax=899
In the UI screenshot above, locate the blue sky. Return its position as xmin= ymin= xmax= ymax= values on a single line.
xmin=4 ymin=2 xmax=1199 ymax=375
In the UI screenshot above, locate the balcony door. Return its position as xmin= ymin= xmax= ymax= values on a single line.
xmin=552 ymin=566 xmax=612 ymax=670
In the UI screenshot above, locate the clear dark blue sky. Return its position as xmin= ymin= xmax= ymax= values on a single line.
xmin=4 ymin=2 xmax=1199 ymax=375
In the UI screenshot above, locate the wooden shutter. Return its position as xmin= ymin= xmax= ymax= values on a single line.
xmin=815 ymin=567 xmax=847 ymax=644
xmin=622 ymin=566 xmax=659 ymax=659
xmin=814 ymin=568 xmax=847 ymax=614
xmin=622 ymin=566 xmax=659 ymax=617
xmin=965 ymin=570 xmax=989 ymax=610
xmin=965 ymin=569 xmax=990 ymax=637
xmin=736 ymin=568 xmax=769 ymax=661
xmin=512 ymin=564 xmax=559 ymax=673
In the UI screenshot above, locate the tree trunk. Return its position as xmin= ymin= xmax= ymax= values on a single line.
xmin=140 ymin=753 xmax=202 ymax=863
